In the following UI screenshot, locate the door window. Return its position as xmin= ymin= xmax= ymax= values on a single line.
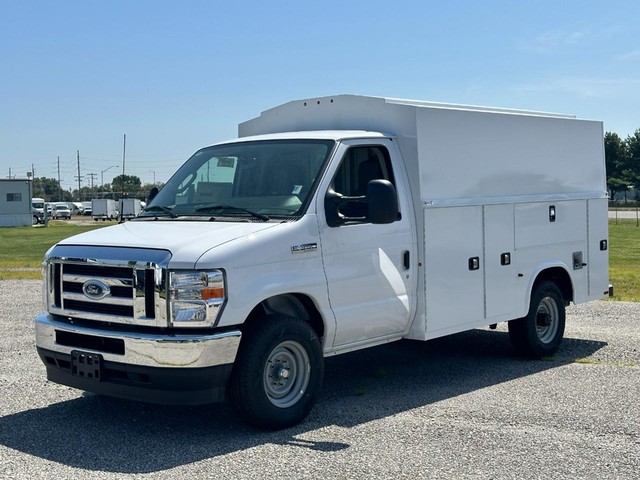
xmin=329 ymin=145 xmax=398 ymax=223
xmin=332 ymin=146 xmax=395 ymax=196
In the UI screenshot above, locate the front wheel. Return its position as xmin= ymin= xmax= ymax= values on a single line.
xmin=229 ymin=315 xmax=324 ymax=429
xmin=508 ymin=281 xmax=565 ymax=358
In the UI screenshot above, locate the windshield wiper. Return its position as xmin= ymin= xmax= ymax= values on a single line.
xmin=142 ymin=205 xmax=178 ymax=218
xmin=195 ymin=204 xmax=270 ymax=221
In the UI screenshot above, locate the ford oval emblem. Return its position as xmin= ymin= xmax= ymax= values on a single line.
xmin=82 ymin=280 xmax=110 ymax=300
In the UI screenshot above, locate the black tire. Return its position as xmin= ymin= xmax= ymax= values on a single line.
xmin=230 ymin=315 xmax=324 ymax=429
xmin=508 ymin=281 xmax=565 ymax=358
xmin=32 ymin=215 xmax=39 ymax=225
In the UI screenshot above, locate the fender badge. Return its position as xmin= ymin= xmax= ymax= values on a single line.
xmin=291 ymin=243 xmax=318 ymax=254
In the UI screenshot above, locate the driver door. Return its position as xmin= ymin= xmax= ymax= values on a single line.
xmin=318 ymin=139 xmax=417 ymax=349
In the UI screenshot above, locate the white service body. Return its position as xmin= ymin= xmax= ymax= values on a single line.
xmin=239 ymin=95 xmax=609 ymax=344
xmin=91 ymin=198 xmax=118 ymax=220
xmin=119 ymin=198 xmax=142 ymax=219
xmin=35 ymin=95 xmax=609 ymax=426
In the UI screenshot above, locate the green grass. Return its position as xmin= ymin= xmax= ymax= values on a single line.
xmin=608 ymin=219 xmax=640 ymax=301
xmin=0 ymin=222 xmax=107 ymax=280
xmin=1 ymin=218 xmax=639 ymax=302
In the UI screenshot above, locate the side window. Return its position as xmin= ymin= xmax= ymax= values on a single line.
xmin=328 ymin=145 xmax=398 ymax=224
xmin=7 ymin=193 xmax=22 ymax=202
xmin=332 ymin=146 xmax=396 ymax=197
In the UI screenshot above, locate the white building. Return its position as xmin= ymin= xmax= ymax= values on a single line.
xmin=0 ymin=178 xmax=33 ymax=227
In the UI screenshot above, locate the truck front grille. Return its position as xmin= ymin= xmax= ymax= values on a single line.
xmin=46 ymin=245 xmax=171 ymax=327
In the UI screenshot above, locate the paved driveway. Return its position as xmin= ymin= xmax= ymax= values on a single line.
xmin=609 ymin=209 xmax=640 ymax=219
xmin=1 ymin=280 xmax=638 ymax=479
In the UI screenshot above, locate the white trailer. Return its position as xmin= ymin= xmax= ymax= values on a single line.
xmin=91 ymin=199 xmax=117 ymax=221
xmin=119 ymin=198 xmax=142 ymax=220
xmin=36 ymin=95 xmax=609 ymax=429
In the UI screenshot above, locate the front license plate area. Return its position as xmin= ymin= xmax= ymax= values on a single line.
xmin=71 ymin=350 xmax=102 ymax=381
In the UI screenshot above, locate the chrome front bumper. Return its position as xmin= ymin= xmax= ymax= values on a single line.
xmin=35 ymin=313 xmax=241 ymax=369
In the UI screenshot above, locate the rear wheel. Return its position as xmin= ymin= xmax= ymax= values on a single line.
xmin=230 ymin=315 xmax=323 ymax=429
xmin=508 ymin=281 xmax=565 ymax=358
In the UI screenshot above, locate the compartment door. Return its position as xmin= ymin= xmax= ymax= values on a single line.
xmin=588 ymin=198 xmax=610 ymax=298
xmin=424 ymin=206 xmax=484 ymax=337
xmin=484 ymin=204 xmax=517 ymax=320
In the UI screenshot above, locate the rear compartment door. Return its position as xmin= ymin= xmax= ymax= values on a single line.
xmin=587 ymin=198 xmax=610 ymax=298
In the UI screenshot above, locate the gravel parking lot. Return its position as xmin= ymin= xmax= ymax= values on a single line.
xmin=1 ymin=280 xmax=638 ymax=479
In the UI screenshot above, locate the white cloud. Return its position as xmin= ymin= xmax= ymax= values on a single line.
xmin=523 ymin=29 xmax=593 ymax=54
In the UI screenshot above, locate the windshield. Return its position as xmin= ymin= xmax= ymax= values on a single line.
xmin=143 ymin=139 xmax=334 ymax=219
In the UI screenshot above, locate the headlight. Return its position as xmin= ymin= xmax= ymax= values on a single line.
xmin=168 ymin=270 xmax=226 ymax=327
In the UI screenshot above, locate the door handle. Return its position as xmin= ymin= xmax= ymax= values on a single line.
xmin=403 ymin=251 xmax=410 ymax=269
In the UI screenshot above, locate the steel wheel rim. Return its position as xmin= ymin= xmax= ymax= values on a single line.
xmin=536 ymin=296 xmax=559 ymax=344
xmin=263 ymin=340 xmax=311 ymax=408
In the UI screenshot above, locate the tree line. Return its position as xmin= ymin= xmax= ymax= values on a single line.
xmin=32 ymin=174 xmax=163 ymax=202
xmin=605 ymin=129 xmax=640 ymax=202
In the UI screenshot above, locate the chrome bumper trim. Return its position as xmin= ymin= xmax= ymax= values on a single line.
xmin=35 ymin=313 xmax=241 ymax=369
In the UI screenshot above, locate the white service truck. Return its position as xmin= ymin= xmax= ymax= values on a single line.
xmin=35 ymin=95 xmax=610 ymax=429
xmin=119 ymin=198 xmax=142 ymax=220
xmin=32 ymin=197 xmax=45 ymax=224
xmin=91 ymin=199 xmax=118 ymax=221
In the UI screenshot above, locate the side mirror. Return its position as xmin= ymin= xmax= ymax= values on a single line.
xmin=367 ymin=180 xmax=398 ymax=224
xmin=324 ymin=180 xmax=398 ymax=227
xmin=324 ymin=187 xmax=344 ymax=227
xmin=146 ymin=186 xmax=159 ymax=205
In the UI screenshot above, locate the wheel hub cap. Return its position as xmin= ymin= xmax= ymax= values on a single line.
xmin=263 ymin=340 xmax=311 ymax=409
xmin=535 ymin=296 xmax=559 ymax=343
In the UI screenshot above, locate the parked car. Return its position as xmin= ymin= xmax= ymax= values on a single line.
xmin=50 ymin=203 xmax=71 ymax=220
xmin=81 ymin=201 xmax=92 ymax=216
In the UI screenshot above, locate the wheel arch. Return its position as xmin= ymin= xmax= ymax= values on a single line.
xmin=529 ymin=266 xmax=574 ymax=307
xmin=243 ymin=293 xmax=326 ymax=341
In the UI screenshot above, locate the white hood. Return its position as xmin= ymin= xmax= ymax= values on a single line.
xmin=59 ymin=220 xmax=279 ymax=266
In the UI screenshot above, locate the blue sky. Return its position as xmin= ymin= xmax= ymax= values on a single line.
xmin=1 ymin=0 xmax=639 ymax=189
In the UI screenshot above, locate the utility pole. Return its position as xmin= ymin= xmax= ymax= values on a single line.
xmin=121 ymin=134 xmax=126 ymax=198
xmin=75 ymin=150 xmax=82 ymax=197
xmin=87 ymin=173 xmax=97 ymax=189
xmin=57 ymin=157 xmax=61 ymax=201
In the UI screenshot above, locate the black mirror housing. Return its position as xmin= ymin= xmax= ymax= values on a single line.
xmin=324 ymin=187 xmax=344 ymax=227
xmin=324 ymin=180 xmax=398 ymax=227
xmin=367 ymin=180 xmax=398 ymax=224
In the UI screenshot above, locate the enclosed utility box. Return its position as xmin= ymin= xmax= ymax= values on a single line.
xmin=119 ymin=199 xmax=142 ymax=220
xmin=91 ymin=199 xmax=117 ymax=221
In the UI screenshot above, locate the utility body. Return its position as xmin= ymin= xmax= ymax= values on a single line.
xmin=119 ymin=198 xmax=142 ymax=220
xmin=35 ymin=95 xmax=609 ymax=428
xmin=91 ymin=199 xmax=118 ymax=221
